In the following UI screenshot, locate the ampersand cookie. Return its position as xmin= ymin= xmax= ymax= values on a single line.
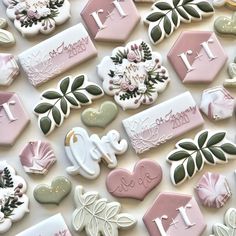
xmin=106 ymin=159 xmax=162 ymax=200
xmin=97 ymin=40 xmax=170 ymax=110
xmin=65 ymin=127 xmax=128 ymax=179
xmin=2 ymin=0 xmax=71 ymax=37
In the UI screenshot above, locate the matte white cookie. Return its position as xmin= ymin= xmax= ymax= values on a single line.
xmin=72 ymin=186 xmax=136 ymax=236
xmin=97 ymin=40 xmax=170 ymax=110
xmin=0 ymin=53 xmax=19 ymax=86
xmin=16 ymin=214 xmax=72 ymax=236
xmin=0 ymin=161 xmax=29 ymax=234
xmin=2 ymin=0 xmax=71 ymax=37
xmin=65 ymin=127 xmax=128 ymax=179
xmin=0 ymin=18 xmax=15 ymax=47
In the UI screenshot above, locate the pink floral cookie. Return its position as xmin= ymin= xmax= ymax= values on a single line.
xmin=97 ymin=40 xmax=170 ymax=110
xmin=2 ymin=0 xmax=71 ymax=37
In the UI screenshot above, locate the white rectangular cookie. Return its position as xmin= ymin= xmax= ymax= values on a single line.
xmin=16 ymin=214 xmax=71 ymax=236
xmin=18 ymin=23 xmax=97 ymax=87
xmin=122 ymin=92 xmax=204 ymax=154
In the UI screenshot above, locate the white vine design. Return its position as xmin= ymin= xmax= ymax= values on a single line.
xmin=72 ymin=186 xmax=136 ymax=236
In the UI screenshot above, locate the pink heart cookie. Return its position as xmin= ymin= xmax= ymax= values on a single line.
xmin=106 ymin=159 xmax=162 ymax=200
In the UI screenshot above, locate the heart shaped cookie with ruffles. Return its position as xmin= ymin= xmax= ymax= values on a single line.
xmin=33 ymin=176 xmax=71 ymax=205
xmin=214 ymin=12 xmax=236 ymax=36
xmin=81 ymin=101 xmax=118 ymax=128
xmin=106 ymin=160 xmax=162 ymax=200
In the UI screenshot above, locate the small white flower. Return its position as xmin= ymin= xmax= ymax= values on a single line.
xmin=137 ymin=82 xmax=147 ymax=94
xmin=144 ymin=61 xmax=155 ymax=72
xmin=37 ymin=6 xmax=51 ymax=17
xmin=15 ymin=2 xmax=27 ymax=12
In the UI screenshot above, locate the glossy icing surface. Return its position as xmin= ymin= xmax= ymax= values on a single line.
xmin=81 ymin=0 xmax=140 ymax=42
xmin=106 ymin=159 xmax=162 ymax=200
xmin=18 ymin=23 xmax=97 ymax=86
xmin=0 ymin=92 xmax=30 ymax=146
xmin=168 ymin=31 xmax=228 ymax=83
xmin=122 ymin=92 xmax=204 ymax=154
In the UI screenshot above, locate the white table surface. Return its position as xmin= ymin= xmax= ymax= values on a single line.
xmin=0 ymin=1 xmax=236 ymax=236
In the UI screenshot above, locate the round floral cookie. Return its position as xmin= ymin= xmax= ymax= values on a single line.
xmin=2 ymin=0 xmax=71 ymax=37
xmin=97 ymin=40 xmax=170 ymax=110
xmin=0 ymin=161 xmax=29 ymax=233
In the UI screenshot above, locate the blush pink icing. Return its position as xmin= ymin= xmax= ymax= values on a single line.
xmin=195 ymin=172 xmax=231 ymax=208
xmin=81 ymin=0 xmax=140 ymax=42
xmin=168 ymin=31 xmax=228 ymax=83
xmin=0 ymin=92 xmax=30 ymax=146
xmin=106 ymin=159 xmax=162 ymax=200
xmin=143 ymin=192 xmax=206 ymax=236
xmin=19 ymin=141 xmax=56 ymax=175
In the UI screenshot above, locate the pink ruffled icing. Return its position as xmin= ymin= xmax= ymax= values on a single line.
xmin=195 ymin=172 xmax=231 ymax=208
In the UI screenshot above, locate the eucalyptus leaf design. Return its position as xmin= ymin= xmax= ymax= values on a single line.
xmin=34 ymin=75 xmax=104 ymax=136
xmin=167 ymin=130 xmax=236 ymax=185
xmin=145 ymin=0 xmax=214 ymax=44
xmin=213 ymin=208 xmax=236 ymax=236
xmin=72 ymin=186 xmax=136 ymax=236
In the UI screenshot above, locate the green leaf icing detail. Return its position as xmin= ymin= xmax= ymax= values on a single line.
xmin=167 ymin=130 xmax=236 ymax=185
xmin=34 ymin=75 xmax=104 ymax=135
xmin=145 ymin=0 xmax=214 ymax=44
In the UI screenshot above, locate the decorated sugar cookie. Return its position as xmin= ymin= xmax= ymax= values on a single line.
xmin=143 ymin=192 xmax=206 ymax=236
xmin=0 ymin=53 xmax=19 ymax=86
xmin=0 ymin=161 xmax=29 ymax=234
xmin=18 ymin=23 xmax=97 ymax=87
xmin=65 ymin=127 xmax=128 ymax=179
xmin=0 ymin=92 xmax=30 ymax=146
xmin=195 ymin=172 xmax=231 ymax=208
xmin=2 ymin=0 xmax=71 ymax=37
xmin=200 ymin=86 xmax=235 ymax=121
xmin=19 ymin=141 xmax=56 ymax=175
xmin=33 ymin=176 xmax=71 ymax=205
xmin=122 ymin=92 xmax=204 ymax=154
xmin=97 ymin=40 xmax=170 ymax=110
xmin=16 ymin=214 xmax=72 ymax=236
xmin=215 ymin=12 xmax=236 ymax=37
xmin=212 ymin=208 xmax=236 ymax=236
xmin=144 ymin=0 xmax=214 ymax=45
xmin=80 ymin=0 xmax=140 ymax=42
xmin=106 ymin=159 xmax=163 ymax=200
xmin=0 ymin=18 xmax=15 ymax=47
xmin=224 ymin=57 xmax=236 ymax=87
xmin=34 ymin=75 xmax=104 ymax=135
xmin=168 ymin=31 xmax=228 ymax=83
xmin=167 ymin=130 xmax=236 ymax=185
xmin=81 ymin=101 xmax=118 ymax=128
xmin=213 ymin=0 xmax=236 ymax=9
xmin=72 ymin=186 xmax=136 ymax=236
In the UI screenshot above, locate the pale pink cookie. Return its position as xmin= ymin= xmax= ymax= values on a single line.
xmin=0 ymin=53 xmax=19 ymax=86
xmin=143 ymin=192 xmax=206 ymax=236
xmin=2 ymin=0 xmax=71 ymax=37
xmin=195 ymin=172 xmax=231 ymax=208
xmin=19 ymin=141 xmax=56 ymax=175
xmin=106 ymin=159 xmax=162 ymax=200
xmin=16 ymin=214 xmax=72 ymax=236
xmin=18 ymin=23 xmax=97 ymax=87
xmin=168 ymin=31 xmax=228 ymax=83
xmin=81 ymin=0 xmax=140 ymax=42
xmin=122 ymin=92 xmax=204 ymax=154
xmin=0 ymin=92 xmax=30 ymax=146
xmin=200 ymin=86 xmax=235 ymax=121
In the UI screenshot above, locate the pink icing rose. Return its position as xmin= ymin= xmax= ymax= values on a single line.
xmin=127 ymin=51 xmax=138 ymax=62
xmin=120 ymin=82 xmax=129 ymax=91
xmin=27 ymin=10 xmax=38 ymax=19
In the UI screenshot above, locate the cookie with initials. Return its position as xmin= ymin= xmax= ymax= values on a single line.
xmin=97 ymin=40 xmax=170 ymax=110
xmin=106 ymin=159 xmax=162 ymax=200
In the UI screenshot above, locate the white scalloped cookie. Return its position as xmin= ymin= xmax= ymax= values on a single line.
xmin=2 ymin=0 xmax=71 ymax=37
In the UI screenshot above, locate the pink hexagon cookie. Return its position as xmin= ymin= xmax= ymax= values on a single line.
xmin=143 ymin=192 xmax=206 ymax=236
xmin=0 ymin=53 xmax=19 ymax=86
xmin=168 ymin=31 xmax=228 ymax=83
xmin=81 ymin=0 xmax=140 ymax=42
xmin=0 ymin=92 xmax=30 ymax=146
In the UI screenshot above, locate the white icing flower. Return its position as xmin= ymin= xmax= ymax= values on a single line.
xmin=15 ymin=2 xmax=27 ymax=12
xmin=137 ymin=82 xmax=147 ymax=94
xmin=144 ymin=61 xmax=155 ymax=72
xmin=37 ymin=6 xmax=51 ymax=17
